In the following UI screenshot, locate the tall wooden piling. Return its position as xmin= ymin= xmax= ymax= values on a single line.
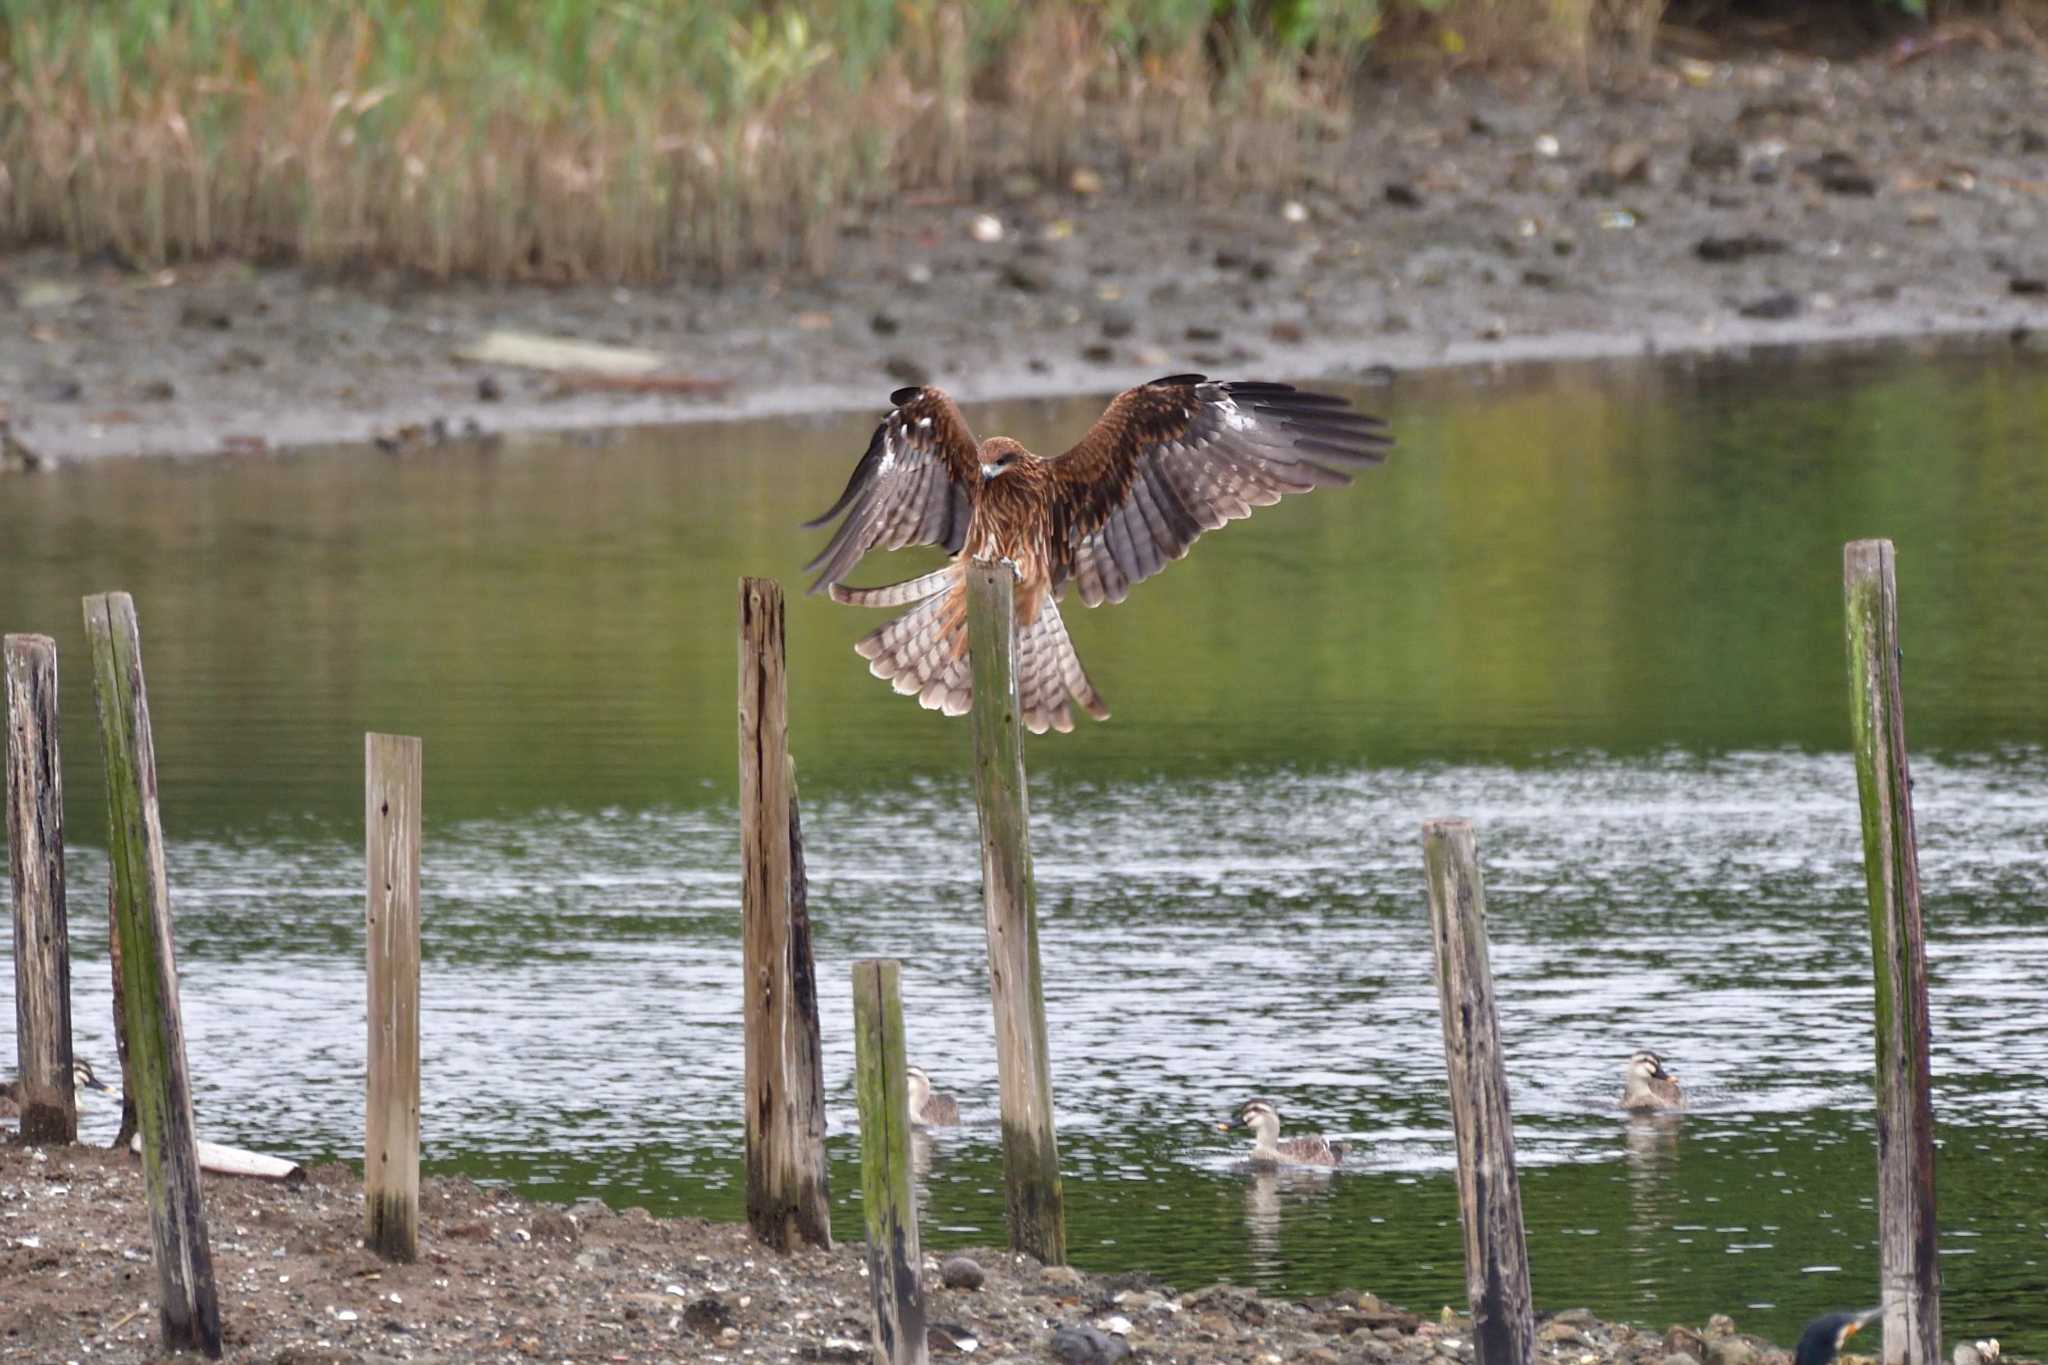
xmin=1422 ymin=819 xmax=1534 ymax=1365
xmin=109 ymin=880 xmax=138 ymax=1150
xmin=7 ymin=634 xmax=76 ymax=1144
xmin=852 ymin=959 xmax=930 ymax=1365
xmin=965 ymin=559 xmax=1065 ymax=1265
xmin=738 ymin=577 xmax=833 ymax=1250
xmin=82 ymin=591 xmax=221 ymax=1358
xmin=1843 ymin=539 xmax=1941 ymax=1365
xmin=365 ymin=733 xmax=422 ymax=1263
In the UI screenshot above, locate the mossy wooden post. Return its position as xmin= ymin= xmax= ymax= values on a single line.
xmin=738 ymin=577 xmax=833 ymax=1250
xmin=965 ymin=558 xmax=1065 ymax=1265
xmin=82 ymin=591 xmax=221 ymax=1358
xmin=1844 ymin=539 xmax=1941 ymax=1365
xmin=109 ymin=880 xmax=138 ymax=1150
xmin=7 ymin=634 xmax=77 ymax=1144
xmin=365 ymin=733 xmax=422 ymax=1263
xmin=852 ymin=959 xmax=930 ymax=1365
xmin=1423 ymin=819 xmax=1534 ymax=1365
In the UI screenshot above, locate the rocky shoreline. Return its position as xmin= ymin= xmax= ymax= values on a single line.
xmin=3 ymin=46 xmax=2046 ymax=466
xmin=0 ymin=1141 xmax=2023 ymax=1365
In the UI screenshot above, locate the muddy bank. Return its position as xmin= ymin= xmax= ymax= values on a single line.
xmin=3 ymin=49 xmax=2047 ymax=466
xmin=0 ymin=1139 xmax=1971 ymax=1365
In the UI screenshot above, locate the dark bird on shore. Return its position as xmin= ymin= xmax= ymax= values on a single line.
xmin=1218 ymin=1099 xmax=1347 ymax=1168
xmin=1620 ymin=1049 xmax=1684 ymax=1112
xmin=803 ymin=374 xmax=1391 ymax=733
xmin=1794 ymin=1309 xmax=1880 ymax=1365
xmin=906 ymin=1065 xmax=960 ymax=1127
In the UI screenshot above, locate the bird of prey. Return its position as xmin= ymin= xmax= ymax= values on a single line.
xmin=803 ymin=374 xmax=1390 ymax=733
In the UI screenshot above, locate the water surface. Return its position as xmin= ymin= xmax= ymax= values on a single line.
xmin=4 ymin=342 xmax=2047 ymax=1352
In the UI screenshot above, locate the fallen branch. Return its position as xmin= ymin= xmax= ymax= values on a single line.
xmin=130 ymin=1132 xmax=305 ymax=1187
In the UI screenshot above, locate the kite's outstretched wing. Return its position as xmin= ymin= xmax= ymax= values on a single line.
xmin=1046 ymin=374 xmax=1391 ymax=606
xmin=802 ymin=386 xmax=981 ymax=594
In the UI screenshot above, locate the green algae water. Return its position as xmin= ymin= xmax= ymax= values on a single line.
xmin=4 ymin=341 xmax=2047 ymax=1353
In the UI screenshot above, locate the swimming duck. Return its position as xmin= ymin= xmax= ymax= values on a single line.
xmin=1794 ymin=1309 xmax=1879 ymax=1365
xmin=1 ymin=1058 xmax=110 ymax=1116
xmin=906 ymin=1065 xmax=960 ymax=1127
xmin=1619 ymin=1050 xmax=1683 ymax=1112
xmin=1219 ymin=1099 xmax=1346 ymax=1167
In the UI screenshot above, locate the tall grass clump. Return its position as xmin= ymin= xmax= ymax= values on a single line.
xmin=0 ymin=0 xmax=2027 ymax=281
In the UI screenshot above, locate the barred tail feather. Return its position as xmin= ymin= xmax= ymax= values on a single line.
xmin=855 ymin=574 xmax=973 ymax=717
xmin=830 ymin=566 xmax=957 ymax=608
xmin=851 ymin=568 xmax=1109 ymax=732
xmin=1016 ymin=596 xmax=1109 ymax=735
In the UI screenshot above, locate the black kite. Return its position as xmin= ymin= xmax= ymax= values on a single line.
xmin=803 ymin=374 xmax=1391 ymax=733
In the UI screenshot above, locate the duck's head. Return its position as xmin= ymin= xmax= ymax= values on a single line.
xmin=977 ymin=437 xmax=1028 ymax=482
xmin=73 ymin=1058 xmax=111 ymax=1095
xmin=1219 ymin=1099 xmax=1282 ymax=1141
xmin=1793 ymin=1309 xmax=1880 ymax=1365
xmin=1625 ymin=1050 xmax=1675 ymax=1086
xmin=905 ymin=1065 xmax=933 ymax=1104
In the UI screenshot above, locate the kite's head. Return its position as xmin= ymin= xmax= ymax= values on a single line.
xmin=978 ymin=437 xmax=1028 ymax=481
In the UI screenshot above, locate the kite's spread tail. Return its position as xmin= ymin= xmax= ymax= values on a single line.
xmin=831 ymin=567 xmax=1110 ymax=734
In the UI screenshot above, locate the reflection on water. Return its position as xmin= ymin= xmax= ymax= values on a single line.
xmin=4 ymin=343 xmax=2048 ymax=1353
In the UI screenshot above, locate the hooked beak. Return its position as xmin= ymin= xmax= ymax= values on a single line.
xmin=979 ymin=462 xmax=1001 ymax=481
xmin=1842 ymin=1309 xmax=1881 ymax=1346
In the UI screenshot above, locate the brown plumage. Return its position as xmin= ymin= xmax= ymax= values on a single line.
xmin=803 ymin=374 xmax=1392 ymax=733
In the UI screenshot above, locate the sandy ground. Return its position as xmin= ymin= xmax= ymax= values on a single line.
xmin=5 ymin=1140 xmax=1997 ymax=1365
xmin=2 ymin=48 xmax=2045 ymax=466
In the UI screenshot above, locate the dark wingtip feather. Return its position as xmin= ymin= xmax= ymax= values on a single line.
xmin=889 ymin=385 xmax=923 ymax=405
xmin=1148 ymin=372 xmax=1209 ymax=388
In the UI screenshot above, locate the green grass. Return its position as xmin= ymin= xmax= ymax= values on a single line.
xmin=0 ymin=0 xmax=2024 ymax=281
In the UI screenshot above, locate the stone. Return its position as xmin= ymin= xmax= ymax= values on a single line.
xmin=1737 ymin=292 xmax=1801 ymax=320
xmin=1695 ymin=234 xmax=1785 ymax=263
xmin=1709 ymin=1338 xmax=1759 ymax=1365
xmin=1707 ymin=1316 xmax=1738 ymax=1339
xmin=1050 ymin=1323 xmax=1131 ymax=1363
xmin=882 ymin=355 xmax=928 ymax=385
xmin=684 ymin=1295 xmax=734 ymax=1336
xmin=1664 ymin=1328 xmax=1708 ymax=1361
xmin=1041 ymin=1264 xmax=1085 ymax=1289
xmin=939 ymin=1254 xmax=985 ymax=1290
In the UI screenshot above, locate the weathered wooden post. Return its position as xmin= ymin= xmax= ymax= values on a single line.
xmin=738 ymin=577 xmax=833 ymax=1250
xmin=109 ymin=880 xmax=138 ymax=1150
xmin=965 ymin=559 xmax=1065 ymax=1264
xmin=82 ymin=591 xmax=221 ymax=1358
xmin=852 ymin=959 xmax=930 ymax=1365
xmin=1422 ymin=819 xmax=1534 ymax=1365
xmin=1843 ymin=538 xmax=1941 ymax=1365
xmin=7 ymin=634 xmax=76 ymax=1144
xmin=365 ymin=732 xmax=422 ymax=1262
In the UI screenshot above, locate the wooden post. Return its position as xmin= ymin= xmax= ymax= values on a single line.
xmin=965 ymin=559 xmax=1065 ymax=1265
xmin=852 ymin=959 xmax=929 ymax=1365
xmin=1844 ymin=539 xmax=1941 ymax=1365
xmin=107 ymin=875 xmax=138 ymax=1154
xmin=365 ymin=733 xmax=422 ymax=1262
xmin=7 ymin=634 xmax=76 ymax=1144
xmin=738 ymin=577 xmax=832 ymax=1250
xmin=1422 ymin=819 xmax=1534 ymax=1365
xmin=82 ymin=591 xmax=221 ymax=1358
xmin=109 ymin=879 xmax=138 ymax=1150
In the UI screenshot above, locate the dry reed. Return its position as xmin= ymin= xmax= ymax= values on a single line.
xmin=0 ymin=0 xmax=2031 ymax=282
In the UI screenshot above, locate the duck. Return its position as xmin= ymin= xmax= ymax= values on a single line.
xmin=1794 ymin=1309 xmax=1879 ymax=1365
xmin=906 ymin=1065 xmax=960 ymax=1127
xmin=1218 ymin=1099 xmax=1346 ymax=1168
xmin=1619 ymin=1049 xmax=1683 ymax=1112
xmin=1 ymin=1057 xmax=110 ymax=1117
